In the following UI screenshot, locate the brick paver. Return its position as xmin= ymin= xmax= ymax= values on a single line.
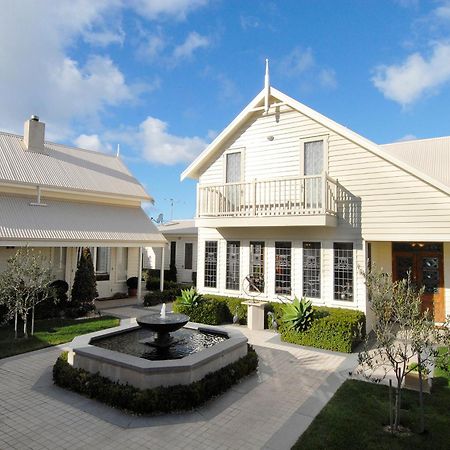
xmin=0 ymin=306 xmax=357 ymax=450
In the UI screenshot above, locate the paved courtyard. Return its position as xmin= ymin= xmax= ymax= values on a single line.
xmin=0 ymin=303 xmax=358 ymax=450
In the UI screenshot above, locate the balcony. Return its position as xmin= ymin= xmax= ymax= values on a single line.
xmin=196 ymin=173 xmax=339 ymax=227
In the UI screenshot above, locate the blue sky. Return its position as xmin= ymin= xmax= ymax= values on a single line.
xmin=2 ymin=0 xmax=450 ymax=220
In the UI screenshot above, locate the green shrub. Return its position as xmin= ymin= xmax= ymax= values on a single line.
xmin=53 ymin=346 xmax=258 ymax=414
xmin=173 ymin=297 xmax=229 ymax=325
xmin=278 ymin=306 xmax=365 ymax=353
xmin=281 ymin=297 xmax=314 ymax=332
xmin=205 ymin=295 xmax=248 ymax=325
xmin=70 ymin=248 xmax=97 ymax=316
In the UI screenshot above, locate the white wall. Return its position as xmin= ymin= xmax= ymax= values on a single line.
xmin=148 ymin=236 xmax=198 ymax=283
xmin=197 ymin=226 xmax=367 ymax=313
xmin=199 ymin=105 xmax=450 ymax=241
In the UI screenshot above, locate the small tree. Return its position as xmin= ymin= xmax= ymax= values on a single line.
xmin=0 ymin=247 xmax=54 ymax=338
xmin=358 ymin=267 xmax=449 ymax=433
xmin=70 ymin=248 xmax=98 ymax=316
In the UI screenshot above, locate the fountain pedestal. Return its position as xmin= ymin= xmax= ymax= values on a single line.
xmin=137 ymin=313 xmax=189 ymax=348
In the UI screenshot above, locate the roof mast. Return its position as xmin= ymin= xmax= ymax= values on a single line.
xmin=264 ymin=58 xmax=270 ymax=115
xmin=116 ymin=143 xmax=120 ymax=157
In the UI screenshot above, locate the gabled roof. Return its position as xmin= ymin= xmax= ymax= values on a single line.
xmin=181 ymin=87 xmax=450 ymax=196
xmin=0 ymin=132 xmax=151 ymax=201
xmin=381 ymin=136 xmax=450 ymax=190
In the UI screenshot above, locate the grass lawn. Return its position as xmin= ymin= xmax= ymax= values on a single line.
xmin=0 ymin=316 xmax=120 ymax=359
xmin=293 ymin=351 xmax=450 ymax=450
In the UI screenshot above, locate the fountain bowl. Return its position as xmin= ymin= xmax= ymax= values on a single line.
xmin=137 ymin=313 xmax=189 ymax=334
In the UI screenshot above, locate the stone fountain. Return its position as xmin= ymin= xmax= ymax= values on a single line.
xmin=136 ymin=303 xmax=189 ymax=347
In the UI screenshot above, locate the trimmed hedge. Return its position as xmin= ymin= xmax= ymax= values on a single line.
xmin=277 ymin=306 xmax=365 ymax=353
xmin=53 ymin=346 xmax=258 ymax=414
xmin=173 ymin=294 xmax=248 ymax=325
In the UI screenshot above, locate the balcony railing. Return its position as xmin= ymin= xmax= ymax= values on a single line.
xmin=197 ymin=173 xmax=338 ymax=218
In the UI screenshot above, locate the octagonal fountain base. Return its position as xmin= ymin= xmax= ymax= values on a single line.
xmin=68 ymin=320 xmax=248 ymax=390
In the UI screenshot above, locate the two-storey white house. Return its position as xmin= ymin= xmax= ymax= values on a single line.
xmin=0 ymin=116 xmax=166 ymax=299
xmin=181 ymin=79 xmax=450 ymax=327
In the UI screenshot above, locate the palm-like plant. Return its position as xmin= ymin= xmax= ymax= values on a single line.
xmin=179 ymin=287 xmax=203 ymax=308
xmin=281 ymin=297 xmax=314 ymax=332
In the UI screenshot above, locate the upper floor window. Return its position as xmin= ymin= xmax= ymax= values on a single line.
xmin=226 ymin=151 xmax=241 ymax=183
xmin=304 ymin=140 xmax=324 ymax=175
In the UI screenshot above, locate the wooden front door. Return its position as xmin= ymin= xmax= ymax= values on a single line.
xmin=392 ymin=243 xmax=445 ymax=322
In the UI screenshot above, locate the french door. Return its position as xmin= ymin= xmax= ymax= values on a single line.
xmin=392 ymin=243 xmax=445 ymax=322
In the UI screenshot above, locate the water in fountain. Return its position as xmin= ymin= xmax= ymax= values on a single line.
xmin=160 ymin=303 xmax=166 ymax=319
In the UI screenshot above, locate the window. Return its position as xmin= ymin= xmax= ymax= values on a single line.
xmin=204 ymin=241 xmax=218 ymax=288
xmin=304 ymin=140 xmax=324 ymax=175
xmin=170 ymin=241 xmax=176 ymax=268
xmin=116 ymin=247 xmax=128 ymax=282
xmin=249 ymin=241 xmax=265 ymax=292
xmin=275 ymin=242 xmax=291 ymax=295
xmin=185 ymin=243 xmax=193 ymax=270
xmin=226 ymin=151 xmax=241 ymax=183
xmin=93 ymin=247 xmax=110 ymax=281
xmin=303 ymin=242 xmax=321 ymax=298
xmin=334 ymin=243 xmax=353 ymax=301
xmin=226 ymin=241 xmax=240 ymax=290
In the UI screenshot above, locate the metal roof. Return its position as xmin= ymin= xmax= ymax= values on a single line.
xmin=0 ymin=194 xmax=166 ymax=247
xmin=381 ymin=136 xmax=450 ymax=190
xmin=159 ymin=220 xmax=197 ymax=235
xmin=0 ymin=132 xmax=151 ymax=200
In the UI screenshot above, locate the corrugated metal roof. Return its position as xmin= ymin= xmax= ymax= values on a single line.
xmin=380 ymin=136 xmax=450 ymax=189
xmin=0 ymin=194 xmax=166 ymax=246
xmin=0 ymin=132 xmax=150 ymax=200
xmin=159 ymin=220 xmax=197 ymax=235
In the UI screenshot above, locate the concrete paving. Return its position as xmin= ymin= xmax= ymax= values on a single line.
xmin=0 ymin=304 xmax=358 ymax=450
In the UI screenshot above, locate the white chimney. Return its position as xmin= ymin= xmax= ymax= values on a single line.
xmin=23 ymin=115 xmax=45 ymax=152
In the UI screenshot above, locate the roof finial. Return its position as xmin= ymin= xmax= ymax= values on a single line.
xmin=264 ymin=58 xmax=270 ymax=115
xmin=116 ymin=143 xmax=120 ymax=157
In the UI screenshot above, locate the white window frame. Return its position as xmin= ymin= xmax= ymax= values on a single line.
xmin=223 ymin=148 xmax=245 ymax=184
xmin=299 ymin=135 xmax=329 ymax=176
xmin=302 ymin=241 xmax=322 ymax=301
xmin=225 ymin=240 xmax=241 ymax=292
xmin=332 ymin=242 xmax=355 ymax=304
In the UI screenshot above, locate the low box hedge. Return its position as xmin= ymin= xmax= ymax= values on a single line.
xmin=276 ymin=306 xmax=365 ymax=353
xmin=53 ymin=346 xmax=258 ymax=415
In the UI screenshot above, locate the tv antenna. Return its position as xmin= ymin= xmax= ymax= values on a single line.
xmin=151 ymin=213 xmax=164 ymax=224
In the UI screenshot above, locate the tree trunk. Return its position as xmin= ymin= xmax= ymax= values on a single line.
xmin=418 ymin=353 xmax=425 ymax=433
xmin=389 ymin=379 xmax=393 ymax=434
xmin=14 ymin=309 xmax=18 ymax=340
xmin=31 ymin=304 xmax=35 ymax=336
xmin=23 ymin=315 xmax=28 ymax=339
xmin=395 ymin=374 xmax=402 ymax=430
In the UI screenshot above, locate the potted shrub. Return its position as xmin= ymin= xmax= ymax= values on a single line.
xmin=127 ymin=277 xmax=138 ymax=296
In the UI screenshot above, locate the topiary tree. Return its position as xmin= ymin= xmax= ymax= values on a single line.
xmin=0 ymin=247 xmax=55 ymax=338
xmin=70 ymin=248 xmax=98 ymax=316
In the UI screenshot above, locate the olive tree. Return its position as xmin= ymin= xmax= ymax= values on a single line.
xmin=0 ymin=247 xmax=55 ymax=338
xmin=357 ymin=268 xmax=449 ymax=433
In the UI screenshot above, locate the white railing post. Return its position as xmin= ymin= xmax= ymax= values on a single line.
xmin=321 ymin=172 xmax=326 ymax=214
xmin=252 ymin=179 xmax=257 ymax=216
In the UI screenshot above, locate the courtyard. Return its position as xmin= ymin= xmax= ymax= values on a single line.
xmin=0 ymin=302 xmax=356 ymax=450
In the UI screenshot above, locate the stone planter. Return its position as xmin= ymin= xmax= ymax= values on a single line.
xmin=242 ymin=301 xmax=268 ymax=330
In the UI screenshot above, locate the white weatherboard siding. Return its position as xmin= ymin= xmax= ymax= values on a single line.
xmin=199 ymin=105 xmax=450 ymax=241
xmin=151 ymin=237 xmax=197 ymax=283
xmin=197 ymin=227 xmax=367 ymax=314
xmin=445 ymin=243 xmax=450 ymax=319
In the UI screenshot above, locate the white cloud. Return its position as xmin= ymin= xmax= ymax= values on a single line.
xmin=396 ymin=134 xmax=417 ymax=142
xmin=138 ymin=33 xmax=166 ymax=60
xmin=138 ymin=116 xmax=206 ymax=165
xmin=0 ymin=1 xmax=135 ymax=139
xmin=131 ymin=0 xmax=209 ymax=21
xmin=372 ymin=42 xmax=450 ymax=105
xmin=74 ymin=133 xmax=113 ymax=153
xmin=319 ymin=68 xmax=337 ymax=89
xmin=240 ymin=15 xmax=261 ymax=30
xmin=280 ymin=47 xmax=315 ymax=76
xmin=172 ymin=32 xmax=210 ymax=61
